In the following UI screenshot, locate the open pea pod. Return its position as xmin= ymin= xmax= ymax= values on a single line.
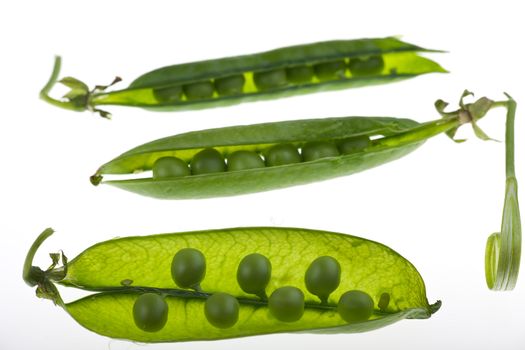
xmin=24 ymin=227 xmax=440 ymax=342
xmin=91 ymin=93 xmax=499 ymax=200
xmin=40 ymin=37 xmax=445 ymax=118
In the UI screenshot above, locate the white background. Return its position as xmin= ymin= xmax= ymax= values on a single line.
xmin=1 ymin=1 xmax=524 ymax=349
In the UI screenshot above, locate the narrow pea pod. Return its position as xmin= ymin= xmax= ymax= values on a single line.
xmin=91 ymin=93 xmax=511 ymax=201
xmin=24 ymin=227 xmax=440 ymax=343
xmin=40 ymin=37 xmax=446 ymax=118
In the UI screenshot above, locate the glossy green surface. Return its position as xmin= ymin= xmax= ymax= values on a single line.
xmin=338 ymin=135 xmax=371 ymax=154
xmin=338 ymin=290 xmax=375 ymax=323
xmin=152 ymin=157 xmax=190 ymax=178
xmin=183 ymin=81 xmax=214 ymax=100
xmin=41 ymin=38 xmax=446 ymax=116
xmin=237 ymin=253 xmax=272 ymax=298
xmin=190 ymin=148 xmax=226 ymax=175
xmin=92 ymin=116 xmax=438 ymax=199
xmin=265 ymin=143 xmax=302 ymax=166
xmin=227 ymin=151 xmax=265 ymax=171
xmin=305 ymin=256 xmax=341 ymax=303
xmin=302 ymin=141 xmax=340 ymax=161
xmin=205 ymin=293 xmax=240 ymax=329
xmin=171 ymin=248 xmax=206 ymax=290
xmin=133 ymin=293 xmax=169 ymax=332
xmin=269 ymin=286 xmax=305 ymax=322
xmin=25 ymin=227 xmax=439 ymax=342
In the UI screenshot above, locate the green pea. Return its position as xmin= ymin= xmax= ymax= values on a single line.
xmin=286 ymin=66 xmax=314 ymax=84
xmin=171 ymin=248 xmax=206 ymax=290
xmin=183 ymin=81 xmax=214 ymax=100
xmin=337 ymin=290 xmax=374 ymax=323
xmin=204 ymin=292 xmax=239 ymax=329
xmin=153 ymin=85 xmax=183 ymax=103
xmin=304 ymin=256 xmax=341 ymax=303
xmin=314 ymin=60 xmax=347 ymax=81
xmin=214 ymin=75 xmax=245 ymax=96
xmin=133 ymin=293 xmax=168 ymax=332
xmin=253 ymin=69 xmax=288 ymax=91
xmin=268 ymin=286 xmax=304 ymax=322
xmin=378 ymin=292 xmax=390 ymax=311
xmin=265 ymin=144 xmax=302 ymax=167
xmin=236 ymin=253 xmax=271 ymax=298
xmin=338 ymin=135 xmax=370 ymax=155
xmin=152 ymin=157 xmax=190 ymax=179
xmin=348 ymin=55 xmax=385 ymax=77
xmin=190 ymin=148 xmax=226 ymax=175
xmin=301 ymin=141 xmax=340 ymax=161
xmin=227 ymin=150 xmax=265 ymax=171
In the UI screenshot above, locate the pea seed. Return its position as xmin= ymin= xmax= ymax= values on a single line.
xmin=338 ymin=135 xmax=370 ymax=154
xmin=183 ymin=81 xmax=214 ymax=100
xmin=227 ymin=150 xmax=264 ymax=171
xmin=171 ymin=248 xmax=206 ymax=290
xmin=314 ymin=60 xmax=346 ymax=81
xmin=265 ymin=144 xmax=302 ymax=167
xmin=133 ymin=293 xmax=168 ymax=332
xmin=348 ymin=55 xmax=385 ymax=77
xmin=304 ymin=256 xmax=341 ymax=303
xmin=237 ymin=253 xmax=271 ymax=298
xmin=378 ymin=292 xmax=390 ymax=311
xmin=337 ymin=290 xmax=374 ymax=323
xmin=204 ymin=293 xmax=239 ymax=329
xmin=152 ymin=157 xmax=190 ymax=179
xmin=268 ymin=286 xmax=304 ymax=322
xmin=301 ymin=141 xmax=340 ymax=161
xmin=190 ymin=148 xmax=226 ymax=175
xmin=253 ymin=69 xmax=288 ymax=91
xmin=215 ymin=75 xmax=245 ymax=96
xmin=286 ymin=66 xmax=314 ymax=84
xmin=153 ymin=85 xmax=183 ymax=103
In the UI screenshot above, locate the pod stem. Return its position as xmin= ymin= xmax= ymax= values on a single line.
xmin=485 ymin=94 xmax=521 ymax=291
xmin=23 ymin=228 xmax=66 ymax=306
xmin=40 ymin=57 xmax=86 ymax=112
xmin=23 ymin=228 xmax=55 ymax=287
xmin=40 ymin=56 xmax=114 ymax=119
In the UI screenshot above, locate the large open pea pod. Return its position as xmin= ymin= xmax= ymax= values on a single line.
xmin=39 ymin=37 xmax=445 ymax=118
xmin=90 ymin=92 xmax=511 ymax=200
xmin=23 ymin=227 xmax=440 ymax=342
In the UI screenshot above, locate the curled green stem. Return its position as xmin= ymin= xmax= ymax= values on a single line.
xmin=485 ymin=94 xmax=521 ymax=291
xmin=23 ymin=228 xmax=55 ymax=287
xmin=39 ymin=57 xmax=86 ymax=112
xmin=23 ymin=228 xmax=65 ymax=306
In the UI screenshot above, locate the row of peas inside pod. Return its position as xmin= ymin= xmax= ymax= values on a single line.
xmin=152 ymin=137 xmax=370 ymax=178
xmin=133 ymin=248 xmax=384 ymax=331
xmin=153 ymin=56 xmax=385 ymax=103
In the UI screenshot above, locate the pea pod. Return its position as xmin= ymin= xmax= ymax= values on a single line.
xmin=40 ymin=37 xmax=446 ymax=118
xmin=23 ymin=227 xmax=440 ymax=342
xmin=90 ymin=93 xmax=505 ymax=200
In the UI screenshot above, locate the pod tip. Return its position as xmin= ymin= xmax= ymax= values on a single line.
xmin=90 ymin=174 xmax=103 ymax=186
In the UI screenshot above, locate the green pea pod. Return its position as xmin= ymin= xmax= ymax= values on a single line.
xmin=23 ymin=227 xmax=440 ymax=342
xmin=91 ymin=93 xmax=507 ymax=200
xmin=40 ymin=37 xmax=446 ymax=118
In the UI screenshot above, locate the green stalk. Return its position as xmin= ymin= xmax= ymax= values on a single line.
xmin=39 ymin=56 xmax=86 ymax=112
xmin=485 ymin=94 xmax=521 ymax=291
xmin=23 ymin=228 xmax=54 ymax=287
